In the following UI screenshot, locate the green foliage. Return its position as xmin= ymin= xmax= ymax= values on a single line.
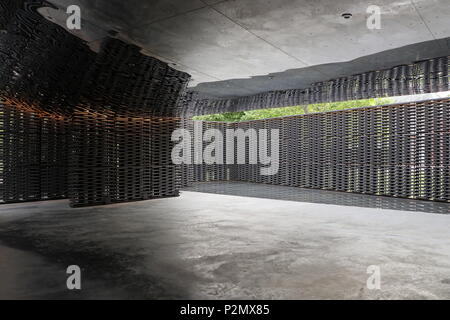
xmin=193 ymin=98 xmax=393 ymax=122
xmin=195 ymin=111 xmax=246 ymax=122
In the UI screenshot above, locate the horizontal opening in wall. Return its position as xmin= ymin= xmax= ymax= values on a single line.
xmin=192 ymin=91 xmax=450 ymax=123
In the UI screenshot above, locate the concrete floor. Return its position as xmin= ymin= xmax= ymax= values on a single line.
xmin=0 ymin=187 xmax=449 ymax=299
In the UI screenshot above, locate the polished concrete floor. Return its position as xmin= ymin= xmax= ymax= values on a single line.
xmin=0 ymin=185 xmax=449 ymax=299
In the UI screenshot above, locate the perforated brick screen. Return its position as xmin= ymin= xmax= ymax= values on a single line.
xmin=183 ymin=56 xmax=449 ymax=116
xmin=190 ymin=98 xmax=450 ymax=202
xmin=0 ymin=1 xmax=449 ymax=207
xmin=0 ymin=104 xmax=68 ymax=203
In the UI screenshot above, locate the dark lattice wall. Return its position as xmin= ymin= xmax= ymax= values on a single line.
xmin=188 ymin=121 xmax=229 ymax=183
xmin=0 ymin=104 xmax=68 ymax=203
xmin=1 ymin=1 xmax=449 ymax=207
xmin=0 ymin=3 xmax=85 ymax=204
xmin=0 ymin=4 xmax=95 ymax=116
xmin=68 ymin=39 xmax=190 ymax=207
xmin=184 ymin=56 xmax=450 ymax=116
xmin=0 ymin=0 xmax=23 ymax=30
xmin=191 ymin=98 xmax=450 ymax=202
xmin=0 ymin=3 xmax=191 ymax=207
xmin=77 ymin=38 xmax=189 ymax=118
xmin=69 ymin=113 xmax=182 ymax=207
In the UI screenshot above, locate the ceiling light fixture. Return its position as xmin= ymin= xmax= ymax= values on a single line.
xmin=341 ymin=13 xmax=353 ymax=19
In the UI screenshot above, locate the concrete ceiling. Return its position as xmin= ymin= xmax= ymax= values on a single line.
xmin=41 ymin=0 xmax=450 ymax=98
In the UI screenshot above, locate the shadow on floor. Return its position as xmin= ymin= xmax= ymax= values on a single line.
xmin=183 ymin=182 xmax=450 ymax=215
xmin=1 ymin=192 xmax=450 ymax=299
xmin=0 ymin=200 xmax=191 ymax=299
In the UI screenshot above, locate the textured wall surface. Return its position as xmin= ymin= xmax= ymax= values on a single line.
xmin=191 ymin=98 xmax=450 ymax=202
xmin=69 ymin=113 xmax=182 ymax=207
xmin=0 ymin=2 xmax=79 ymax=204
xmin=1 ymin=1 xmax=449 ymax=207
xmin=0 ymin=104 xmax=68 ymax=203
xmin=68 ymin=39 xmax=190 ymax=207
xmin=77 ymin=38 xmax=190 ymax=118
xmin=184 ymin=56 xmax=450 ymax=116
xmin=0 ymin=2 xmax=191 ymax=207
xmin=0 ymin=3 xmax=95 ymax=116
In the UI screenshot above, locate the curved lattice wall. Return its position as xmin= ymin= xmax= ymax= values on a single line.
xmin=0 ymin=2 xmax=95 ymax=116
xmin=0 ymin=1 xmax=191 ymax=206
xmin=183 ymin=56 xmax=450 ymax=116
xmin=0 ymin=104 xmax=68 ymax=203
xmin=0 ymin=1 xmax=449 ymax=206
xmin=190 ymin=98 xmax=450 ymax=203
